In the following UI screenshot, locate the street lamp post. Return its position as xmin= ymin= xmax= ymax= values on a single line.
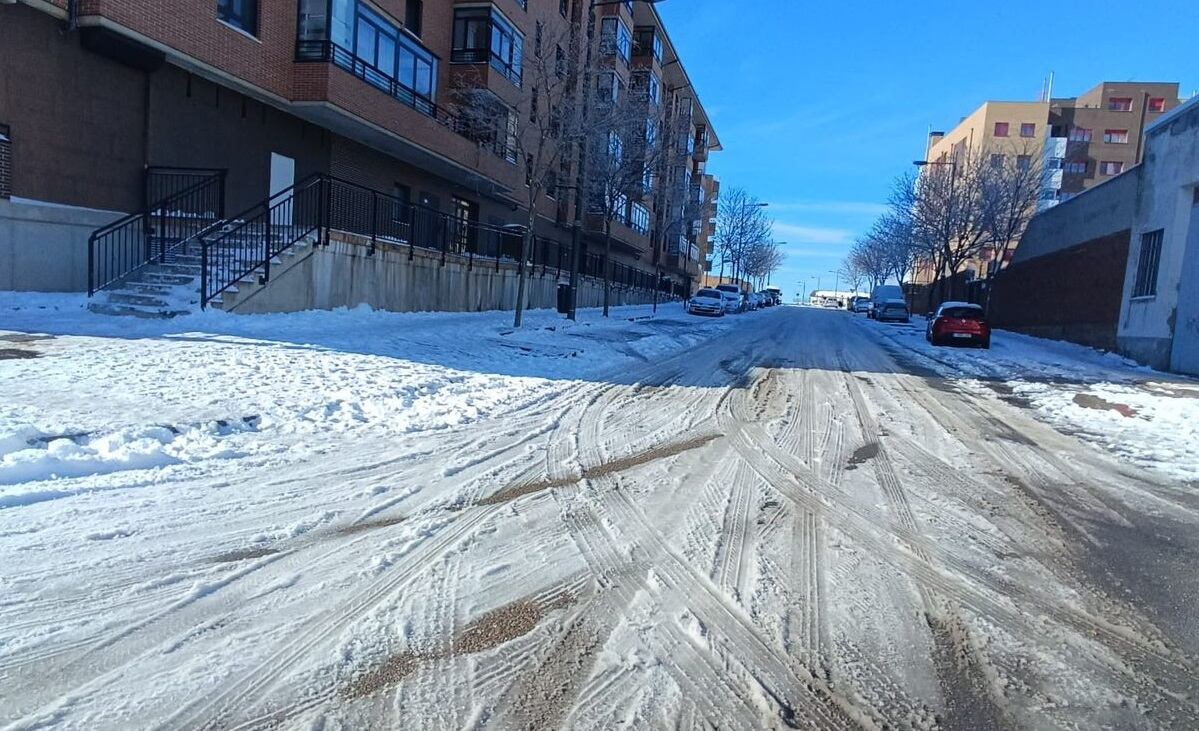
xmin=830 ymin=269 xmax=840 ymax=308
xmin=567 ymin=0 xmax=667 ymax=320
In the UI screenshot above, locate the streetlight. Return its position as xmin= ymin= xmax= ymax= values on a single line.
xmin=567 ymin=0 xmax=668 ymax=320
xmin=830 ymin=269 xmax=840 ymax=307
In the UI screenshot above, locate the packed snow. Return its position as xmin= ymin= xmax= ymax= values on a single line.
xmin=857 ymin=314 xmax=1199 ymax=482
xmin=2 ymin=294 xmax=1197 ymax=730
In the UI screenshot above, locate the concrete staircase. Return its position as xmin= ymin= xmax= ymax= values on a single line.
xmin=88 ymin=234 xmax=319 ymax=317
xmin=87 ymin=246 xmax=204 ymax=318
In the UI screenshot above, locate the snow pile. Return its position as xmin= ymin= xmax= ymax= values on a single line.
xmin=0 ymin=293 xmax=734 ymax=497
xmin=860 ymin=316 xmax=1199 ymax=482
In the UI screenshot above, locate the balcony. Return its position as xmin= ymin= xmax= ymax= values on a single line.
xmin=297 ymin=41 xmax=440 ymax=117
xmin=449 ymin=48 xmax=523 ymax=88
xmin=295 ymin=40 xmax=516 ymax=164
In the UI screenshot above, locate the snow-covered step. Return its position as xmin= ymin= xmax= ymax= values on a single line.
xmin=104 ymin=292 xmax=173 ymax=308
xmin=142 ymin=273 xmax=197 ymax=286
xmin=87 ymin=301 xmax=191 ymax=319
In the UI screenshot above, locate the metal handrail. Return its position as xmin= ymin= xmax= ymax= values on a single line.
xmin=88 ymin=170 xmax=226 ymax=295
xmin=199 ymin=174 xmax=675 ymax=309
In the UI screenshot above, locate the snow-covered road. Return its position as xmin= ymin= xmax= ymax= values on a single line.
xmin=2 ymin=300 xmax=1198 ymax=730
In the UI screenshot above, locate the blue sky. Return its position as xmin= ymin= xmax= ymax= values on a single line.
xmin=657 ymin=0 xmax=1197 ymax=299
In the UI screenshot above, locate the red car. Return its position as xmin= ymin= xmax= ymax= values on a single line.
xmin=926 ymin=302 xmax=991 ymax=348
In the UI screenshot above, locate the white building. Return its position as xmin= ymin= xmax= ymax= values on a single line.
xmin=1117 ymin=96 xmax=1199 ymax=375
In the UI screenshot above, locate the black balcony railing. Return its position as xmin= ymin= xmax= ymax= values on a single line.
xmin=449 ymin=48 xmax=523 ymax=88
xmin=297 ymin=39 xmax=517 ymax=163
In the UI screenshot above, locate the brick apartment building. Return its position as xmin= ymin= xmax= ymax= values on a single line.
xmin=1048 ymin=81 xmax=1180 ymax=203
xmin=910 ymin=81 xmax=1181 ymax=305
xmin=0 ymin=0 xmax=719 ymax=302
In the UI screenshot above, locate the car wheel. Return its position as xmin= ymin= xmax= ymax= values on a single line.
xmin=981 ymin=338 xmax=991 ymax=349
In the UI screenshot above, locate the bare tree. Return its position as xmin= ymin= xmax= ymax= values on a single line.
xmin=450 ymin=27 xmax=599 ymax=328
xmin=981 ymin=141 xmax=1044 ymax=284
xmin=743 ymin=239 xmax=784 ymax=290
xmin=714 ymin=186 xmax=771 ymax=286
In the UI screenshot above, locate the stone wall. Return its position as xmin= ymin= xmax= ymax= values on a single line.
xmin=226 ymin=234 xmax=665 ymax=315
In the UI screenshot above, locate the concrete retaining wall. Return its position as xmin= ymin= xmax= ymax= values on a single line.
xmin=0 ymin=198 xmax=123 ymax=292
xmin=229 ymin=235 xmax=663 ymax=315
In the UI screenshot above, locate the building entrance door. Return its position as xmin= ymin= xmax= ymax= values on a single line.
xmin=269 ymin=152 xmax=295 ymax=225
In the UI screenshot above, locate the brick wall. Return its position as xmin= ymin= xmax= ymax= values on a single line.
xmin=0 ymin=124 xmax=11 ymax=199
xmin=989 ymin=230 xmax=1131 ymax=350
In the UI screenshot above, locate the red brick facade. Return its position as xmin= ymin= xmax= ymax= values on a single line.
xmin=2 ymin=0 xmax=718 ymax=287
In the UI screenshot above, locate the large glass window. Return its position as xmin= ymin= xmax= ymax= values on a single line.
xmin=452 ymin=8 xmax=523 ymax=87
xmin=601 ymin=17 xmax=632 ymax=63
xmin=329 ymin=2 xmax=437 ymax=104
xmin=218 ymin=0 xmax=258 ymax=35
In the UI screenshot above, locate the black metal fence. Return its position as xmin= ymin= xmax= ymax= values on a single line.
xmin=88 ymin=168 xmax=226 ymax=295
xmin=199 ymin=175 xmax=672 ymax=310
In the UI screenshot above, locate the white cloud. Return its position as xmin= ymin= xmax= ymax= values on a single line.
xmin=771 ymin=223 xmax=854 ymax=246
xmin=767 ymin=201 xmax=890 ymax=217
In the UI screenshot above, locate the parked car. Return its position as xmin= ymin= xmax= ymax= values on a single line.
xmin=852 ymin=297 xmax=871 ymax=314
xmin=688 ymin=288 xmax=726 ymax=317
xmin=715 ymin=284 xmax=743 ymax=313
xmin=755 ymin=291 xmax=772 ymax=308
xmin=874 ymin=299 xmax=910 ymax=323
xmin=927 ymin=302 xmax=990 ymax=348
xmin=869 ymin=285 xmax=905 ymax=319
xmin=749 ymin=292 xmax=765 ymax=310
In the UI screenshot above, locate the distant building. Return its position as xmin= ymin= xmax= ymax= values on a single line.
xmin=1047 ymin=82 xmax=1182 ymax=205
xmin=912 ymin=81 xmax=1182 ymax=302
xmin=989 ymin=93 xmax=1199 ymax=375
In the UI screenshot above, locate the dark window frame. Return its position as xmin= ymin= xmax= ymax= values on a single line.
xmin=1132 ymin=229 xmax=1164 ymax=299
xmin=218 ymin=0 xmax=259 ymax=36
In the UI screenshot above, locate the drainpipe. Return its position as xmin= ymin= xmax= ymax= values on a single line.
xmin=67 ymin=0 xmax=78 ymax=31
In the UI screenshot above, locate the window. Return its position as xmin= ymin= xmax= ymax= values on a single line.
xmin=348 ymin=5 xmax=437 ymax=103
xmin=1064 ymin=160 xmax=1088 ymax=175
xmin=1108 ymin=97 xmax=1133 ymax=112
xmin=597 ymin=71 xmax=621 ymax=102
xmin=1099 ymin=160 xmax=1124 ymax=176
xmin=1104 ymin=129 xmax=1129 ymax=144
xmin=648 ymin=72 xmax=660 ymax=106
xmin=634 ymin=27 xmax=663 ymax=60
xmin=990 ymin=153 xmax=1004 ymax=169
xmin=630 ymin=203 xmax=650 ymax=234
xmin=607 ymin=131 xmax=624 ymax=167
xmin=994 ymin=122 xmax=1009 ymax=137
xmin=218 ymin=0 xmax=258 ymax=35
xmin=645 ymin=119 xmax=657 ymax=146
xmin=1148 ymin=97 xmax=1167 ymax=113
xmin=1020 ymin=122 xmax=1036 ymax=138
xmin=1016 ymin=155 xmax=1031 ymax=171
xmin=530 ymin=86 xmax=538 ymax=122
xmin=534 ymin=21 xmax=543 ymax=57
xmin=405 ymin=0 xmax=422 ymax=37
xmin=452 ymin=8 xmax=523 ymax=87
xmin=1069 ymin=127 xmax=1092 ymax=143
xmin=601 ymin=17 xmax=632 ymax=63
xmin=515 ymin=0 xmax=527 ymax=9
xmin=1132 ymin=229 xmax=1164 ymax=298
